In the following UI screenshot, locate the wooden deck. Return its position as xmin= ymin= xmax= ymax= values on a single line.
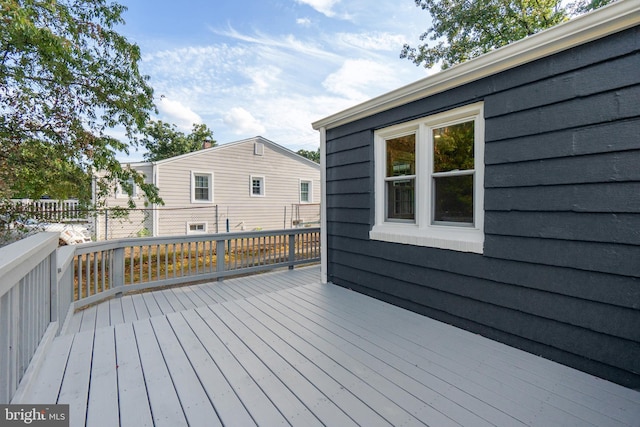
xmin=17 ymin=266 xmax=640 ymax=426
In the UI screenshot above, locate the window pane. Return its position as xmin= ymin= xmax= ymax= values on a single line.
xmin=194 ymin=175 xmax=209 ymax=200
xmin=386 ymin=179 xmax=415 ymax=220
xmin=433 ymin=121 xmax=474 ymax=173
xmin=300 ymin=182 xmax=309 ymax=202
xmin=195 ymin=188 xmax=208 ymax=200
xmin=195 ymin=175 xmax=208 ymax=188
xmin=252 ymin=179 xmax=262 ymax=195
xmin=433 ymin=175 xmax=474 ymax=223
xmin=386 ymin=135 xmax=415 ymax=177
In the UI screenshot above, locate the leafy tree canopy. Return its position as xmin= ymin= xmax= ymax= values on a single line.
xmin=296 ymin=148 xmax=320 ymax=163
xmin=142 ymin=121 xmax=215 ymax=162
xmin=0 ymin=0 xmax=160 ymax=210
xmin=401 ymin=0 xmax=616 ymax=69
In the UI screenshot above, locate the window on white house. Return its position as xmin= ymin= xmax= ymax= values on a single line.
xmin=251 ymin=175 xmax=265 ymax=197
xmin=191 ymin=172 xmax=213 ymax=203
xmin=187 ymin=222 xmax=207 ymax=234
xmin=115 ymin=178 xmax=137 ymax=198
xmin=300 ymin=180 xmax=312 ymax=203
xmin=370 ymin=102 xmax=485 ymax=253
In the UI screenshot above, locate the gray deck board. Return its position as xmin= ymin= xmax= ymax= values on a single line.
xmin=16 ymin=266 xmax=640 ymax=426
xmin=86 ymin=327 xmax=119 ymax=427
xmin=133 ymin=320 xmax=188 ymax=427
xmin=166 ymin=311 xmax=257 ymax=426
xmin=114 ymin=323 xmax=153 ymax=427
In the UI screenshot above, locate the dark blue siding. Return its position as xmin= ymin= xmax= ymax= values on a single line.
xmin=325 ymin=27 xmax=640 ymax=388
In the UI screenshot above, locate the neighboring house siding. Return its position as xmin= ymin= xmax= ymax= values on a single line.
xmin=95 ymin=163 xmax=154 ymax=240
xmin=155 ymin=138 xmax=320 ymax=235
xmin=324 ymin=27 xmax=640 ymax=388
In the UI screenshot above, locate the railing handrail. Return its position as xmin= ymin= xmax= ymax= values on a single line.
xmin=73 ymin=227 xmax=319 ymax=255
xmin=0 ymin=232 xmax=59 ymax=299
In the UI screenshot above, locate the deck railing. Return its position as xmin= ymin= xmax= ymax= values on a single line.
xmin=0 ymin=227 xmax=319 ymax=403
xmin=0 ymin=233 xmax=66 ymax=404
xmin=72 ymin=228 xmax=320 ymax=309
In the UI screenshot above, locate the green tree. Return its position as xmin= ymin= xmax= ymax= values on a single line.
xmin=296 ymin=148 xmax=320 ymax=163
xmin=141 ymin=121 xmax=215 ymax=162
xmin=401 ymin=0 xmax=616 ymax=69
xmin=0 ymin=0 xmax=161 ymax=210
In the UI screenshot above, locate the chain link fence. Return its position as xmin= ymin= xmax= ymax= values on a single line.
xmin=95 ymin=203 xmax=320 ymax=241
xmin=2 ymin=200 xmax=320 ymax=242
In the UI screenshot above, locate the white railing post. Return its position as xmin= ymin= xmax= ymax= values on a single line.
xmin=112 ymin=248 xmax=125 ymax=294
xmin=288 ymin=233 xmax=296 ymax=270
xmin=216 ymin=239 xmax=226 ymax=281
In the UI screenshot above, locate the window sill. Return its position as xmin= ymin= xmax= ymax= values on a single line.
xmin=370 ymin=223 xmax=484 ymax=254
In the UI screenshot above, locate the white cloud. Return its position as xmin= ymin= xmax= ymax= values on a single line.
xmin=336 ymin=31 xmax=407 ymax=52
xmin=157 ymin=97 xmax=202 ymax=129
xmin=223 ymin=107 xmax=266 ymax=136
xmin=322 ymin=59 xmax=397 ymax=101
xmin=295 ymin=0 xmax=341 ymax=17
xmin=296 ymin=17 xmax=312 ymax=27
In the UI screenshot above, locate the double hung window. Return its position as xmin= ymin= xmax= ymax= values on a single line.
xmin=371 ymin=102 xmax=484 ymax=253
xmin=191 ymin=172 xmax=213 ymax=203
xmin=251 ymin=176 xmax=265 ymax=197
xmin=300 ymin=180 xmax=312 ymax=203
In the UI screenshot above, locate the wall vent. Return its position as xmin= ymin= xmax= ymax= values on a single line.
xmin=254 ymin=142 xmax=264 ymax=156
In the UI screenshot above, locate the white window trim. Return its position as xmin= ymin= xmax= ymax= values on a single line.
xmin=186 ymin=222 xmax=208 ymax=234
xmin=250 ymin=175 xmax=265 ymax=197
xmin=299 ymin=179 xmax=313 ymax=203
xmin=370 ymin=102 xmax=485 ymax=253
xmin=191 ymin=171 xmax=214 ymax=203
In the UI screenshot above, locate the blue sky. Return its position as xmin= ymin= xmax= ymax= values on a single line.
xmin=115 ymin=0 xmax=433 ymax=161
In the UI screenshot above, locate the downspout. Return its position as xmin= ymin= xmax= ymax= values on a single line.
xmin=319 ymin=127 xmax=328 ymax=284
xmin=153 ymin=163 xmax=159 ymax=237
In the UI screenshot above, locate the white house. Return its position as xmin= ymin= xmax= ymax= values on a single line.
xmin=96 ymin=136 xmax=320 ymax=240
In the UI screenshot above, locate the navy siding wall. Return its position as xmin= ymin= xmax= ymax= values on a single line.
xmin=324 ymin=27 xmax=640 ymax=388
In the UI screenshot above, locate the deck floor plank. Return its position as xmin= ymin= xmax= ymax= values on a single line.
xmin=120 ymin=295 xmax=137 ymax=324
xmin=56 ymin=330 xmax=94 ymax=427
xmin=108 ymin=298 xmax=124 ymax=326
xmin=130 ymin=294 xmax=150 ymax=321
xmin=259 ymin=288 xmax=508 ymax=427
xmin=180 ymin=309 xmax=290 ymax=426
xmin=245 ymin=294 xmax=441 ymax=427
xmin=17 ymin=266 xmax=640 ymax=427
xmin=86 ymin=327 xmax=119 ymax=427
xmin=211 ymin=301 xmax=363 ymax=427
xmin=156 ymin=288 xmax=186 ymax=313
xmin=18 ymin=333 xmax=74 ymax=404
xmin=114 ymin=323 xmax=153 ymax=427
xmin=93 ymin=301 xmax=111 ymax=330
xmin=141 ymin=292 xmax=163 ymax=318
xmin=149 ymin=316 xmax=222 ymax=427
xmin=167 ymin=287 xmax=198 ymax=311
xmin=195 ymin=306 xmax=325 ymax=427
xmin=230 ymin=298 xmax=399 ymax=427
xmin=132 ymin=320 xmax=188 ymax=427
xmin=165 ymin=311 xmax=258 ymax=426
xmin=78 ymin=305 xmax=96 ymax=333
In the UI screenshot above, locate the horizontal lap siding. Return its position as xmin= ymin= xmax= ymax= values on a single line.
xmin=324 ymin=27 xmax=640 ymax=388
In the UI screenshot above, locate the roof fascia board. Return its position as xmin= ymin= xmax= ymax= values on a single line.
xmin=312 ymin=1 xmax=640 ymax=130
